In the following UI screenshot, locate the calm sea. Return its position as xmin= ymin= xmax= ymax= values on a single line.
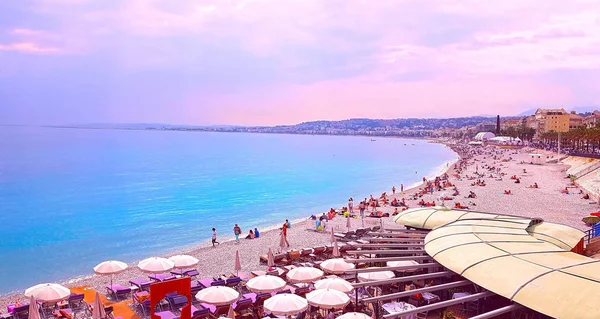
xmin=0 ymin=127 xmax=457 ymax=293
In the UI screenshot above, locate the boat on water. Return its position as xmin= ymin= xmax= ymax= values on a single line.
xmin=370 ymin=139 xmax=376 ymax=142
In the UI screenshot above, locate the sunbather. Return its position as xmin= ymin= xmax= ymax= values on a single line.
xmin=245 ymin=230 xmax=255 ymax=239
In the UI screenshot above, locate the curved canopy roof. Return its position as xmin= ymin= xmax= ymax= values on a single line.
xmin=394 ymin=207 xmax=583 ymax=250
xmin=424 ymin=218 xmax=600 ymax=319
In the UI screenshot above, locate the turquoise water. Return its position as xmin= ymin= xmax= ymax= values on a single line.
xmin=0 ymin=127 xmax=456 ymax=293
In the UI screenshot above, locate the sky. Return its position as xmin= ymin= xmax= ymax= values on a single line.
xmin=1 ymin=0 xmax=600 ymax=126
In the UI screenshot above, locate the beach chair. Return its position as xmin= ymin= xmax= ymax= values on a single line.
xmin=129 ymin=278 xmax=152 ymax=292
xmin=294 ymin=286 xmax=310 ymax=298
xmin=226 ymin=277 xmax=242 ymax=289
xmin=167 ymin=295 xmax=189 ymax=312
xmin=12 ymin=305 xmax=29 ymax=319
xmin=197 ymin=278 xmax=214 ymax=289
xmin=191 ymin=282 xmax=203 ymax=295
xmin=184 ymin=269 xmax=200 ymax=278
xmin=211 ymin=279 xmax=226 ymax=287
xmin=299 ymin=248 xmax=313 ymax=261
xmin=191 ymin=307 xmax=210 ymax=319
xmin=106 ymin=284 xmax=132 ymax=301
xmin=210 ymin=305 xmax=229 ymax=319
xmin=154 ymin=310 xmax=179 ymax=319
xmin=253 ymin=293 xmax=271 ymax=308
xmin=149 ymin=274 xmax=176 ymax=282
xmin=39 ymin=302 xmax=56 ymax=319
xmin=309 ymin=246 xmax=326 ymax=261
xmin=232 ymin=298 xmax=253 ymax=315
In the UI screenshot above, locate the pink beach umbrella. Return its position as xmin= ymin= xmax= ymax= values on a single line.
xmin=346 ymin=216 xmax=351 ymax=231
xmin=330 ymin=227 xmax=335 ymax=243
xmin=279 ymin=232 xmax=287 ymax=250
xmin=24 ymin=283 xmax=70 ymax=302
xmin=336 ymin=312 xmax=371 ymax=319
xmin=332 ymin=239 xmax=340 ymax=258
xmin=267 ymin=248 xmax=275 ymax=267
xmin=314 ymin=278 xmax=353 ymax=293
xmin=195 ymin=286 xmax=239 ymax=306
xmin=92 ymin=291 xmax=106 ymax=319
xmin=286 ymin=267 xmax=324 ymax=283
xmin=94 ymin=260 xmax=128 ymax=287
xmin=27 ymin=296 xmax=39 ymax=319
xmin=246 ymin=275 xmax=286 ymax=293
xmin=263 ymin=294 xmax=308 ymax=316
xmin=169 ymin=255 xmax=199 ymax=274
xmin=137 ymin=257 xmax=175 ymax=274
xmin=306 ymin=288 xmax=350 ymax=310
xmin=234 ymin=250 xmax=241 ymax=276
xmin=320 ymin=258 xmax=355 ymax=275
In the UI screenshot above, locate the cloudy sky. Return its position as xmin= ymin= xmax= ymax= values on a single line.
xmin=1 ymin=0 xmax=599 ymax=125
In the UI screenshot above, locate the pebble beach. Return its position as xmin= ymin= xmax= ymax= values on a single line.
xmin=2 ymin=141 xmax=597 ymax=312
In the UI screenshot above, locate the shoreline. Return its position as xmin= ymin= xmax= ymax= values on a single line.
xmin=0 ymin=140 xmax=459 ymax=298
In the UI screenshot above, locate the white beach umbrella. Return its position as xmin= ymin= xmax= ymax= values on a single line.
xmin=92 ymin=291 xmax=106 ymax=319
xmin=267 ymin=248 xmax=275 ymax=267
xmin=137 ymin=257 xmax=175 ymax=274
xmin=27 ymin=296 xmax=39 ymax=319
xmin=195 ymin=286 xmax=239 ymax=306
xmin=387 ymin=260 xmax=420 ymax=272
xmin=286 ymin=267 xmax=324 ymax=283
xmin=332 ymin=240 xmax=340 ymax=258
xmin=306 ymin=289 xmax=350 ymax=309
xmin=357 ymin=269 xmax=395 ymax=282
xmin=346 ymin=216 xmax=351 ymax=231
xmin=336 ymin=312 xmax=371 ymax=319
xmin=314 ymin=278 xmax=354 ymax=293
xmin=94 ymin=260 xmax=128 ymax=287
xmin=246 ymin=275 xmax=286 ymax=293
xmin=169 ymin=255 xmax=199 ymax=269
xmin=24 ymin=283 xmax=70 ymax=302
xmin=330 ymin=227 xmax=335 ymax=243
xmin=320 ymin=258 xmax=355 ymax=275
xmin=263 ymin=294 xmax=308 ymax=316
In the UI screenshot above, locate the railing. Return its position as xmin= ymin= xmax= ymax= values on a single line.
xmin=574 ymin=160 xmax=600 ymax=179
xmin=584 ymin=224 xmax=600 ymax=245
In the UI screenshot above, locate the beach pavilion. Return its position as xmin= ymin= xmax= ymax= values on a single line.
xmin=339 ymin=206 xmax=597 ymax=318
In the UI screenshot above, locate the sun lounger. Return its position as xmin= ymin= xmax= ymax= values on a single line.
xmin=155 ymin=310 xmax=179 ymax=319
xmin=190 ymin=282 xmax=202 ymax=295
xmin=294 ymin=286 xmax=310 ymax=297
xmin=149 ymin=274 xmax=176 ymax=282
xmin=242 ymin=293 xmax=257 ymax=303
xmin=210 ymin=279 xmax=226 ymax=286
xmin=309 ymin=246 xmax=326 ymax=260
xmin=299 ymin=248 xmax=313 ymax=261
xmin=254 ymin=293 xmax=271 ymax=308
xmin=129 ymin=278 xmax=152 ymax=291
xmin=12 ymin=304 xmax=29 ymax=319
xmin=276 ymin=289 xmax=291 ymax=295
xmin=184 ymin=269 xmax=199 ymax=277
xmin=106 ymin=284 xmax=132 ymax=301
xmin=197 ymin=278 xmax=214 ymax=289
xmin=190 ymin=306 xmax=210 ymax=319
xmin=232 ymin=298 xmax=252 ymax=314
xmin=67 ymin=293 xmax=86 ymax=311
xmin=167 ymin=295 xmax=188 ymax=311
xmin=212 ymin=305 xmax=230 ymax=318
xmin=225 ymin=277 xmax=242 ymax=288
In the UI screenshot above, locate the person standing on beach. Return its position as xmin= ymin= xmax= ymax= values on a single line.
xmin=233 ymin=224 xmax=242 ymax=243
xmin=359 ymin=201 xmax=365 ymax=227
xmin=401 ymin=184 xmax=404 ymax=194
xmin=212 ymin=228 xmax=219 ymax=247
xmin=392 ymin=186 xmax=396 ymax=195
xmin=282 ymin=222 xmax=290 ymax=247
xmin=348 ymin=198 xmax=354 ymax=215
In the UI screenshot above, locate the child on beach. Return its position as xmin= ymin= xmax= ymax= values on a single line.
xmin=212 ymin=228 xmax=219 ymax=247
xmin=233 ymin=224 xmax=242 ymax=243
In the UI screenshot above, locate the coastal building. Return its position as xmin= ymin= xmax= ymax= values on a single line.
xmin=475 ymin=122 xmax=497 ymax=133
xmin=500 ymin=119 xmax=522 ymax=131
xmin=522 ymin=115 xmax=536 ymax=130
xmin=569 ymin=111 xmax=584 ymax=130
xmin=534 ymin=108 xmax=569 ymax=133
xmin=583 ymin=111 xmax=600 ymax=128
xmin=473 ymin=132 xmax=495 ymax=141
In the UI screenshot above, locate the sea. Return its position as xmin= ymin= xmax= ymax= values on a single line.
xmin=0 ymin=126 xmax=457 ymax=293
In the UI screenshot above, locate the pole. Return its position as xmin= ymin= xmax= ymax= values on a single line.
xmin=558 ymin=131 xmax=561 ymax=155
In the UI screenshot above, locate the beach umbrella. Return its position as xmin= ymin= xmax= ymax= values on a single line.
xmin=583 ymin=216 xmax=600 ymax=225
xmin=267 ymin=248 xmax=275 ymax=267
xmin=286 ymin=267 xmax=324 ymax=283
xmin=320 ymin=258 xmax=355 ymax=275
xmin=387 ymin=260 xmax=420 ymax=272
xmin=332 ymin=240 xmax=340 ymax=258
xmin=27 ymin=296 xmax=39 ymax=319
xmin=330 ymin=227 xmax=335 ymax=243
xmin=234 ymin=250 xmax=241 ymax=276
xmin=336 ymin=312 xmax=371 ymax=319
xmin=263 ymin=294 xmax=308 ymax=316
xmin=357 ymin=269 xmax=395 ymax=282
xmin=137 ymin=257 xmax=175 ymax=274
xmin=94 ymin=260 xmax=128 ymax=287
xmin=314 ymin=278 xmax=353 ymax=293
xmin=346 ymin=216 xmax=351 ymax=231
xmin=227 ymin=306 xmax=234 ymax=319
xmin=246 ymin=275 xmax=286 ymax=293
xmin=195 ymin=286 xmax=239 ymax=306
xmin=24 ymin=283 xmax=70 ymax=302
xmin=306 ymin=289 xmax=350 ymax=309
xmin=92 ymin=291 xmax=106 ymax=319
xmin=168 ymin=255 xmax=199 ymax=272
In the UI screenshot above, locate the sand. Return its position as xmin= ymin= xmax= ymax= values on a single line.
xmin=2 ymin=141 xmax=596 ymax=313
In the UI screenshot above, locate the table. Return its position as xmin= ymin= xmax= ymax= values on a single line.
xmin=382 ymin=302 xmax=417 ymax=319
xmin=422 ymin=292 xmax=440 ymax=304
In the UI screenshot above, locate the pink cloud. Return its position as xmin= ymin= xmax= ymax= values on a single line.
xmin=0 ymin=42 xmax=60 ymax=54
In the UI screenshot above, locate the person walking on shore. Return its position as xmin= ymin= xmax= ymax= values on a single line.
xmin=359 ymin=201 xmax=365 ymax=227
xmin=401 ymin=184 xmax=404 ymax=194
xmin=392 ymin=186 xmax=396 ymax=195
xmin=233 ymin=224 xmax=242 ymax=243
xmin=282 ymin=222 xmax=290 ymax=247
xmin=212 ymin=228 xmax=220 ymax=247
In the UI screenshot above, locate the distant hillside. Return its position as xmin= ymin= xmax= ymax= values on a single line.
xmin=279 ymin=116 xmax=512 ymax=130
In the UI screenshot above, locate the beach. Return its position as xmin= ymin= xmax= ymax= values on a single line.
xmin=2 ymin=141 xmax=597 ymax=313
